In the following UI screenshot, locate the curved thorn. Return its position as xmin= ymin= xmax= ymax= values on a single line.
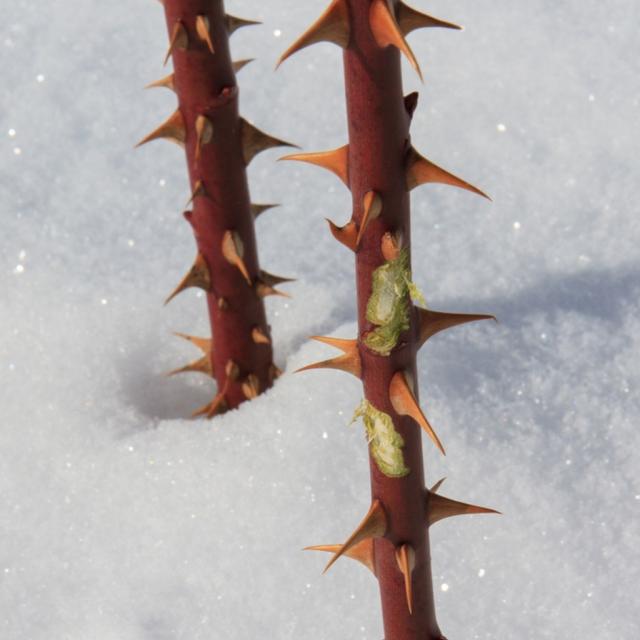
xmin=232 ymin=58 xmax=255 ymax=73
xmin=173 ymin=332 xmax=212 ymax=354
xmin=389 ymin=371 xmax=445 ymax=455
xmin=135 ymin=110 xmax=186 ymax=149
xmin=430 ymin=477 xmax=447 ymax=494
xmin=252 ymin=327 xmax=271 ymax=345
xmin=145 ymin=73 xmax=175 ymax=92
xmin=164 ymin=21 xmax=188 ymax=66
xmin=324 ymin=500 xmax=387 ymax=574
xmin=241 ymin=119 xmax=298 ymax=166
xmin=427 ymin=491 xmax=501 ymax=527
xmin=396 ymin=1 xmax=462 ymax=34
xmin=417 ymin=308 xmax=496 ymax=348
xmin=277 ymin=0 xmax=350 ymax=67
xmin=168 ymin=355 xmax=212 ymax=378
xmin=281 ymin=145 xmax=349 ymax=186
xmin=259 ymin=269 xmax=296 ymax=287
xmin=255 ymin=281 xmax=291 ymax=299
xmin=222 ymin=231 xmax=252 ymax=285
xmin=226 ymin=14 xmax=261 ymax=35
xmin=296 ymin=336 xmax=361 ymax=379
xmin=186 ymin=179 xmax=207 ymax=207
xmin=406 ymin=147 xmax=490 ymax=199
xmin=369 ymin=0 xmax=422 ymax=81
xmin=305 ymin=539 xmax=376 ymax=575
xmin=165 ymin=252 xmax=211 ymax=305
xmin=356 ymin=191 xmax=383 ymax=247
xmin=195 ymin=15 xmax=215 ymax=53
xmin=326 ymin=218 xmax=358 ymax=251
xmin=395 ymin=544 xmax=416 ymax=614
xmin=251 ymin=203 xmax=280 ymax=220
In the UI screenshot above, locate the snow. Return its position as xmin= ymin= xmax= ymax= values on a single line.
xmin=1 ymin=0 xmax=638 ymax=638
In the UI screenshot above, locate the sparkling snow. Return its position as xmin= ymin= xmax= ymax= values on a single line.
xmin=1 ymin=0 xmax=638 ymax=638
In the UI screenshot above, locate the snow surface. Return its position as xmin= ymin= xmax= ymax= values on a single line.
xmin=1 ymin=0 xmax=639 ymax=638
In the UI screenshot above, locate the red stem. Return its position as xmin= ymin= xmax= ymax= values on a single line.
xmin=160 ymin=0 xmax=276 ymax=411
xmin=345 ymin=1 xmax=441 ymax=637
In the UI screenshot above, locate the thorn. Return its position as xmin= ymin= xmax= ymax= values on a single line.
xmin=305 ymin=539 xmax=376 ymax=575
xmin=135 ymin=110 xmax=186 ymax=149
xmin=195 ymin=114 xmax=214 ymax=161
xmin=222 ymin=231 xmax=252 ymax=285
xmin=195 ymin=15 xmax=215 ymax=53
xmin=277 ymin=0 xmax=350 ymax=67
xmin=251 ymin=203 xmax=280 ymax=219
xmin=168 ymin=354 xmax=212 ymax=377
xmin=430 ymin=477 xmax=446 ymax=494
xmin=173 ymin=332 xmax=212 ymax=354
xmin=404 ymin=91 xmax=419 ymax=119
xmin=381 ymin=230 xmax=403 ymax=261
xmin=417 ymin=308 xmax=496 ymax=348
xmin=326 ymin=219 xmax=358 ymax=252
xmin=324 ymin=499 xmax=387 ymax=573
xmin=145 ymin=73 xmax=175 ymax=92
xmin=427 ymin=490 xmax=500 ymax=527
xmin=281 ymin=145 xmax=349 ymax=186
xmin=186 ymin=179 xmax=207 ymax=206
xmin=296 ymin=336 xmax=361 ymax=379
xmin=232 ymin=58 xmax=255 ymax=73
xmin=241 ymin=119 xmax=297 ymax=166
xmin=226 ymin=14 xmax=261 ymax=35
xmin=269 ymin=363 xmax=283 ymax=382
xmin=218 ymin=297 xmax=229 ymax=310
xmin=369 ymin=0 xmax=422 ymax=81
xmin=405 ymin=147 xmax=490 ymax=199
xmin=396 ymin=2 xmax=462 ymax=34
xmin=389 ymin=371 xmax=445 ymax=455
xmin=259 ymin=270 xmax=295 ymax=287
xmin=252 ymin=327 xmax=271 ymax=345
xmin=164 ymin=21 xmax=189 ymax=66
xmin=255 ymin=280 xmax=291 ymax=299
xmin=395 ymin=544 xmax=416 ymax=614
xmin=241 ymin=374 xmax=260 ymax=399
xmin=225 ymin=360 xmax=240 ymax=381
xmin=165 ymin=252 xmax=211 ymax=305
xmin=192 ymin=391 xmax=228 ymax=419
xmin=356 ymin=191 xmax=383 ymax=247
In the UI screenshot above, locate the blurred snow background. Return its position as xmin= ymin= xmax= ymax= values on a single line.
xmin=1 ymin=0 xmax=638 ymax=638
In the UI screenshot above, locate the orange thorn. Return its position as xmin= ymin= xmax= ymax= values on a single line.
xmin=241 ymin=374 xmax=260 ymax=400
xmin=255 ymin=281 xmax=291 ymax=299
xmin=259 ymin=269 xmax=295 ymax=287
xmin=241 ymin=119 xmax=297 ymax=166
xmin=251 ymin=203 xmax=279 ymax=219
xmin=186 ymin=179 xmax=207 ymax=206
xmin=281 ymin=145 xmax=349 ymax=186
xmin=381 ymin=230 xmax=403 ymax=261
xmin=221 ymin=231 xmax=252 ymax=286
xmin=369 ymin=0 xmax=422 ymax=81
xmin=195 ymin=15 xmax=215 ymax=53
xmin=277 ymin=0 xmax=350 ymax=67
xmin=165 ymin=252 xmax=211 ymax=305
xmin=145 ymin=73 xmax=175 ymax=92
xmin=232 ymin=58 xmax=255 ymax=73
xmin=324 ymin=499 xmax=387 ymax=573
xmin=173 ymin=332 xmax=213 ymax=354
xmin=356 ymin=191 xmax=383 ymax=247
xmin=395 ymin=544 xmax=416 ymax=614
xmin=225 ymin=360 xmax=240 ymax=381
xmin=195 ymin=114 xmax=214 ymax=161
xmin=296 ymin=336 xmax=361 ymax=379
xmin=389 ymin=371 xmax=445 ymax=455
xmin=192 ymin=391 xmax=228 ymax=419
xmin=164 ymin=21 xmax=188 ymax=66
xmin=405 ymin=147 xmax=490 ymax=199
xmin=396 ymin=2 xmax=462 ymax=34
xmin=168 ymin=354 xmax=212 ymax=377
xmin=326 ymin=218 xmax=358 ymax=252
xmin=305 ymin=538 xmax=376 ymax=575
xmin=226 ymin=14 xmax=261 ymax=35
xmin=417 ymin=308 xmax=496 ymax=348
xmin=252 ymin=327 xmax=271 ymax=345
xmin=427 ymin=490 xmax=500 ymax=527
xmin=135 ymin=110 xmax=186 ymax=149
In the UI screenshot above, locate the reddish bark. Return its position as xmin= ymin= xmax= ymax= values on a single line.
xmin=281 ymin=1 xmax=495 ymax=638
xmin=143 ymin=0 xmax=287 ymax=414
